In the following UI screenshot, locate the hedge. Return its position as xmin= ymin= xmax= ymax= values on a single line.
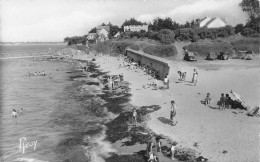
xmin=230 ymin=38 xmax=260 ymax=53
xmin=184 ymin=41 xmax=234 ymax=56
xmin=142 ymin=44 xmax=177 ymax=57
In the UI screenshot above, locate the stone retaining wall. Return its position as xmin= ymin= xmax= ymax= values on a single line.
xmin=125 ymin=49 xmax=170 ymax=80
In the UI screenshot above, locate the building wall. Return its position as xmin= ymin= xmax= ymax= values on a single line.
xmin=207 ymin=19 xmax=226 ymax=28
xmin=126 ymin=49 xmax=170 ymax=80
xmin=124 ymin=25 xmax=149 ymax=32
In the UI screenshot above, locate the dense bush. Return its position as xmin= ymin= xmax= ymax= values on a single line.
xmin=112 ymin=41 xmax=135 ymax=54
xmin=173 ymin=26 xmax=235 ymax=42
xmin=157 ymin=29 xmax=175 ymax=44
xmin=92 ymin=41 xmax=112 ymax=54
xmin=184 ymin=41 xmax=234 ymax=56
xmin=129 ymin=44 xmax=140 ymax=51
xmin=142 ymin=44 xmax=177 ymax=57
xmin=235 ymin=24 xmax=244 ymax=34
xmin=241 ymin=27 xmax=257 ymax=37
xmin=231 ymin=38 xmax=260 ymax=53
xmin=174 ymin=28 xmax=199 ymax=42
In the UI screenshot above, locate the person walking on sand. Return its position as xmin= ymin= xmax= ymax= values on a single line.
xmin=192 ymin=69 xmax=198 ymax=86
xmin=170 ymin=100 xmax=177 ymax=126
xmin=219 ymin=93 xmax=226 ymax=110
xmin=132 ymin=108 xmax=137 ymax=126
xmin=11 ymin=109 xmax=18 ymax=118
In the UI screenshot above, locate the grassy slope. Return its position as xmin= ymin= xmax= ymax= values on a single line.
xmin=92 ymin=35 xmax=259 ymax=59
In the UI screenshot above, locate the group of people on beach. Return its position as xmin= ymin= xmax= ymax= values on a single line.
xmin=106 ymin=73 xmax=125 ymax=91
xmin=121 ymin=57 xmax=160 ymax=80
xmin=178 ymin=68 xmax=198 ymax=86
xmin=202 ymin=90 xmax=249 ymax=111
xmin=145 ymin=136 xmax=178 ymax=162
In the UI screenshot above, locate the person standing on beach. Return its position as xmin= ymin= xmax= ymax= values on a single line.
xmin=170 ymin=100 xmax=177 ymax=126
xmin=219 ymin=93 xmax=226 ymax=110
xmin=192 ymin=69 xmax=198 ymax=86
xmin=164 ymin=75 xmax=169 ymax=89
xmin=170 ymin=141 xmax=177 ymax=160
xmin=132 ymin=108 xmax=137 ymax=126
xmin=108 ymin=77 xmax=113 ymax=90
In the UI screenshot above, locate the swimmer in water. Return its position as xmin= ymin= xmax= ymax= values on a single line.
xmin=11 ymin=109 xmax=18 ymax=118
xmin=34 ymin=72 xmax=37 ymax=76
xmin=19 ymin=108 xmax=23 ymax=114
xmin=42 ymin=71 xmax=46 ymax=76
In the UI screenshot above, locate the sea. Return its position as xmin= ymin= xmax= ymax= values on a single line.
xmin=0 ymin=44 xmax=113 ymax=162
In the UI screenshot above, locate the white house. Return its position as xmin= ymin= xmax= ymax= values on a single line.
xmin=199 ymin=16 xmax=227 ymax=28
xmin=87 ymin=33 xmax=97 ymax=44
xmin=96 ymin=25 xmax=110 ymax=41
xmin=124 ymin=25 xmax=148 ymax=32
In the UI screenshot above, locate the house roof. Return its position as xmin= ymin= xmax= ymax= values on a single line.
xmin=96 ymin=25 xmax=110 ymax=32
xmin=200 ymin=17 xmax=227 ymax=28
xmin=204 ymin=17 xmax=216 ymax=27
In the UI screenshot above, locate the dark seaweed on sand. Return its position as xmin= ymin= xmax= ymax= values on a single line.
xmin=106 ymin=152 xmax=146 ymax=162
xmin=99 ymin=92 xmax=132 ymax=114
xmin=105 ymin=105 xmax=161 ymax=145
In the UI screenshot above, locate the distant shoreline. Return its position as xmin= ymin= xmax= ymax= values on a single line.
xmin=0 ymin=42 xmax=67 ymax=45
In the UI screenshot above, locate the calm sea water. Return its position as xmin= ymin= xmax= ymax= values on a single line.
xmin=0 ymin=44 xmax=104 ymax=162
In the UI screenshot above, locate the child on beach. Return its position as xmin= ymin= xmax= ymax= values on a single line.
xmin=178 ymin=71 xmax=182 ymax=81
xmin=219 ymin=93 xmax=226 ymax=110
xmin=205 ymin=93 xmax=211 ymax=105
xmin=170 ymin=101 xmax=177 ymax=126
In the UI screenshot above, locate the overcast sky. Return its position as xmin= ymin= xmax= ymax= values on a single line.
xmin=0 ymin=0 xmax=247 ymax=42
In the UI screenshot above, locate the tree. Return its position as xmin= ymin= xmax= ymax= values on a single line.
xmin=239 ymin=0 xmax=259 ymax=20
xmin=235 ymin=24 xmax=244 ymax=33
xmin=121 ymin=18 xmax=145 ymax=30
xmin=108 ymin=22 xmax=120 ymax=37
xmin=245 ymin=16 xmax=260 ymax=32
xmin=89 ymin=27 xmax=97 ymax=33
xmin=242 ymin=27 xmax=257 ymax=36
xmin=150 ymin=17 xmax=175 ymax=31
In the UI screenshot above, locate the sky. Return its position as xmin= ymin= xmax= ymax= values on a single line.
xmin=0 ymin=0 xmax=248 ymax=42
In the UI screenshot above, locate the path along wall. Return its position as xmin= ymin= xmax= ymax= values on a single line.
xmin=125 ymin=49 xmax=170 ymax=80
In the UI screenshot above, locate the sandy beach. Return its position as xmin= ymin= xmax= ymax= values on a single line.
xmin=74 ymin=51 xmax=259 ymax=162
